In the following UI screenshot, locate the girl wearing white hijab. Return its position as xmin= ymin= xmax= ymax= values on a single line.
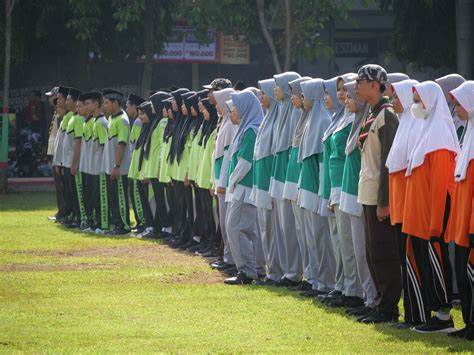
xmin=224 ymin=91 xmax=264 ymax=285
xmin=436 ymin=74 xmax=466 ymax=140
xmin=298 ymin=78 xmax=335 ymax=295
xmin=213 ymin=88 xmax=237 ymax=270
xmin=385 ymin=79 xmax=424 ymax=328
xmin=284 ymin=76 xmax=314 ymax=292
xmin=446 ymin=81 xmax=474 ymax=340
xmin=252 ymin=78 xmax=284 ymax=285
xmin=403 ymin=81 xmax=460 ymax=333
xmin=340 ymin=80 xmax=377 ymax=317
xmin=323 ymin=74 xmax=364 ymax=308
xmin=271 ymin=71 xmax=304 ymax=286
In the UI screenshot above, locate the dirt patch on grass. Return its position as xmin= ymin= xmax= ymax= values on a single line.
xmin=0 ymin=263 xmax=116 ymax=272
xmin=17 ymin=244 xmax=208 ymax=268
xmin=8 ymin=244 xmax=227 ymax=283
xmin=141 ymin=270 xmax=226 ymax=285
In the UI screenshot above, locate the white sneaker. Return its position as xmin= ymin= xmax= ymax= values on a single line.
xmin=163 ymin=227 xmax=172 ymax=234
xmin=95 ymin=228 xmax=105 ymax=234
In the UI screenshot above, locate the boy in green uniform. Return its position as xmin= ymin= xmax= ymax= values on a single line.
xmin=101 ymin=89 xmax=131 ymax=235
xmin=86 ymin=92 xmax=109 ymax=234
xmin=125 ymin=93 xmax=146 ymax=234
xmin=62 ymin=88 xmax=86 ymax=228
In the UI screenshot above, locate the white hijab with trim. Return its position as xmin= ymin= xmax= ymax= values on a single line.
xmin=385 ymin=79 xmax=422 ymax=173
xmin=214 ymin=88 xmax=236 ymax=159
xmin=406 ymin=81 xmax=460 ymax=176
xmin=450 ymin=81 xmax=474 ymax=181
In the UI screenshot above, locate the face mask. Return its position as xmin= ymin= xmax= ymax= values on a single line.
xmin=411 ymin=102 xmax=427 ymax=119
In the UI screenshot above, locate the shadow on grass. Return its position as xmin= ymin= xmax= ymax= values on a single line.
xmin=34 ymin=208 xmax=474 ymax=351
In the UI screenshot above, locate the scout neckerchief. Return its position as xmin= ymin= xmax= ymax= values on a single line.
xmin=358 ymin=97 xmax=392 ymax=149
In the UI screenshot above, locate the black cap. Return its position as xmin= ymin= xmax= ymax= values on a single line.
xmin=233 ymin=81 xmax=246 ymax=91
xmin=57 ymin=86 xmax=69 ymax=98
xmin=82 ymin=91 xmax=102 ymax=102
xmin=102 ymin=88 xmax=124 ymax=101
xmin=78 ymin=93 xmax=87 ymax=102
xmin=149 ymin=90 xmax=158 ymax=97
xmin=127 ymin=93 xmax=145 ymax=107
xmin=150 ymin=91 xmax=172 ymax=114
xmin=67 ymin=88 xmax=81 ymax=101
xmin=357 ymin=64 xmax=387 ymax=86
xmin=203 ymin=78 xmax=233 ymax=90
xmin=197 ymin=89 xmax=209 ymax=100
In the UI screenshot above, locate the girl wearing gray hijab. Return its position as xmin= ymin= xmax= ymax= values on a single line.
xmin=318 ymin=76 xmax=346 ymax=302
xmin=435 ymin=74 xmax=467 ymax=140
xmin=270 ymin=71 xmax=304 ymax=287
xmin=252 ymin=78 xmax=284 ymax=285
xmin=339 ymin=80 xmax=377 ymax=317
xmin=282 ymin=76 xmax=314 ymax=292
xmin=298 ymin=78 xmax=335 ymax=296
xmin=322 ymin=74 xmax=365 ymax=308
xmin=224 ymin=91 xmax=264 ymax=285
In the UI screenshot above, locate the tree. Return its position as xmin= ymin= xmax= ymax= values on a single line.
xmin=180 ymin=0 xmax=350 ymax=73
xmin=67 ymin=0 xmax=176 ymax=97
xmin=381 ymin=0 xmax=458 ymax=71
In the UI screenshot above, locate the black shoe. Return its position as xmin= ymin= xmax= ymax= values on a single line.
xmin=321 ymin=291 xmax=343 ymax=304
xmin=288 ymin=280 xmax=312 ymax=292
xmin=360 ymin=311 xmax=398 ymax=324
xmin=412 ymin=316 xmax=456 ymax=333
xmin=317 ymin=290 xmax=342 ymax=302
xmin=196 ymin=247 xmax=211 ymax=256
xmin=327 ymin=295 xmax=351 ymax=308
xmin=222 ymin=266 xmax=238 ymax=276
xmin=301 ymin=289 xmax=326 ymax=298
xmin=108 ymin=226 xmax=130 ymax=235
xmin=180 ymin=239 xmax=198 ymax=250
xmin=188 ymin=242 xmax=205 ymax=253
xmin=200 ymin=247 xmax=220 ymax=258
xmin=224 ymin=272 xmax=254 ymax=285
xmin=277 ymin=278 xmax=300 ymax=287
xmin=252 ymin=278 xmax=265 ymax=286
xmin=343 ymin=296 xmax=365 ymax=308
xmin=263 ymin=278 xmax=280 ymax=286
xmin=64 ymin=221 xmax=79 ymax=229
xmin=170 ymin=239 xmax=188 ymax=249
xmin=346 ymin=305 xmax=373 ymax=317
xmin=392 ymin=321 xmax=422 ymax=330
xmin=216 ymin=262 xmax=235 ymax=271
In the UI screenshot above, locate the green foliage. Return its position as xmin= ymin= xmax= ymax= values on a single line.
xmin=380 ymin=0 xmax=456 ymax=69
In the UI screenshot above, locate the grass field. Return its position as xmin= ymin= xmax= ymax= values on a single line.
xmin=0 ymin=192 xmax=473 ymax=353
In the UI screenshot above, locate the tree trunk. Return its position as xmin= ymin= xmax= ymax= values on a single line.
xmin=455 ymin=0 xmax=472 ymax=78
xmin=256 ymin=0 xmax=282 ymax=73
xmin=140 ymin=1 xmax=154 ymax=98
xmin=1 ymin=0 xmax=14 ymax=194
xmin=283 ymin=0 xmax=291 ymax=71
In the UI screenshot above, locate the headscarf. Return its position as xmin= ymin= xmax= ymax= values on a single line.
xmin=406 ymin=81 xmax=460 ymax=176
xmin=254 ymin=79 xmax=279 ymax=160
xmin=273 ymin=71 xmax=301 ymax=154
xmin=230 ymin=91 xmax=264 ymax=156
xmin=175 ymin=91 xmax=197 ymax=162
xmin=289 ymin=76 xmax=312 ymax=148
xmin=200 ymin=98 xmax=219 ymax=146
xmin=332 ymin=73 xmax=358 ymax=134
xmin=168 ymin=88 xmax=189 ymax=162
xmin=322 ymin=74 xmax=354 ymax=142
xmin=163 ymin=98 xmax=174 ymax=143
xmin=142 ymin=91 xmax=171 ymax=160
xmin=435 ymin=73 xmax=466 ymax=133
xmin=213 ymin=88 xmax=237 ymax=159
xmin=299 ymin=78 xmax=331 ymax=161
xmin=450 ymin=81 xmax=474 ymax=181
xmin=385 ymin=79 xmax=422 ymax=173
xmin=387 ymin=73 xmax=410 ymax=88
xmin=136 ymin=101 xmax=154 ymax=170
xmin=344 ymin=80 xmax=369 ymax=155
